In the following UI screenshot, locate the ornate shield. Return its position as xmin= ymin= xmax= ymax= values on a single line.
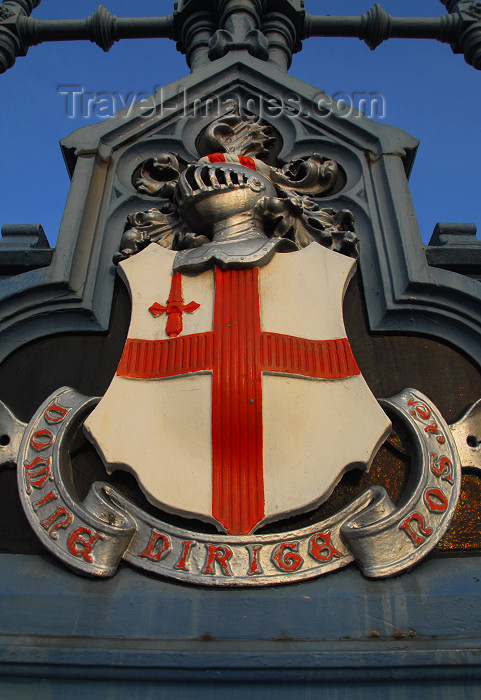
xmin=5 ymin=108 xmax=467 ymax=584
xmin=84 ymin=241 xmax=390 ymax=534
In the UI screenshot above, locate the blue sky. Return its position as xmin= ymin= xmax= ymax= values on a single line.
xmin=0 ymin=0 xmax=479 ymax=246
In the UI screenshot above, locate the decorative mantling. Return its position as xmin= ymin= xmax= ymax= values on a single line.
xmin=115 ymin=104 xmax=357 ymax=265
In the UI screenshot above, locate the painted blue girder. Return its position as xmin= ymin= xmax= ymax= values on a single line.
xmin=0 ymin=553 xmax=481 ymax=697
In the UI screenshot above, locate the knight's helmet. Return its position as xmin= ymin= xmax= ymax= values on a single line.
xmin=115 ymin=102 xmax=357 ymax=265
xmin=174 ymin=153 xmax=276 ymax=233
xmin=174 ymin=104 xmax=277 ymax=234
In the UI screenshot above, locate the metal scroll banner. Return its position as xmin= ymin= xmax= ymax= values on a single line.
xmin=16 ymin=386 xmax=461 ymax=586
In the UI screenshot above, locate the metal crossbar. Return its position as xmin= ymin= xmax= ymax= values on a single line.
xmin=0 ymin=1 xmax=480 ymax=73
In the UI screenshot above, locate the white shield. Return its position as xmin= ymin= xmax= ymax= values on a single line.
xmin=84 ymin=242 xmax=390 ymax=534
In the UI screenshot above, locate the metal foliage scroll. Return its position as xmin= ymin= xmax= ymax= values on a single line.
xmin=114 ymin=104 xmax=358 ymax=266
xmin=9 ymin=387 xmax=463 ymax=586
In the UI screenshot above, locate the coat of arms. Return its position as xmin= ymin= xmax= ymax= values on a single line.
xmin=3 ymin=106 xmax=471 ymax=585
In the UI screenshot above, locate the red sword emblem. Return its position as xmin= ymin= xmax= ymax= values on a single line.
xmin=118 ymin=268 xmax=360 ymax=535
xmin=149 ymin=272 xmax=200 ymax=338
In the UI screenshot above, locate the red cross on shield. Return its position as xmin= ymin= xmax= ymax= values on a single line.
xmin=84 ymin=243 xmax=390 ymax=535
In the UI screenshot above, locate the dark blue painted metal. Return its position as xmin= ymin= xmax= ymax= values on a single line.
xmin=0 ymin=554 xmax=481 ymax=696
